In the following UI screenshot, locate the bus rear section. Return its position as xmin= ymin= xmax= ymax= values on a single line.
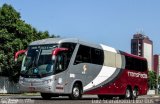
xmin=84 ymin=50 xmax=148 ymax=100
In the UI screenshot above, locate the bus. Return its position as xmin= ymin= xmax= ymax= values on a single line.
xmin=15 ymin=38 xmax=148 ymax=100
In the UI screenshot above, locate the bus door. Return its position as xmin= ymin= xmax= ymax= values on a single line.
xmin=52 ymin=48 xmax=69 ymax=93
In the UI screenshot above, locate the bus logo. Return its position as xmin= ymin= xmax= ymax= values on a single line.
xmin=82 ymin=65 xmax=87 ymax=74
xmin=128 ymin=71 xmax=147 ymax=79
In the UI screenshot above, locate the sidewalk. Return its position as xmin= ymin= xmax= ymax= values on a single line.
xmin=0 ymin=93 xmax=40 ymax=97
xmin=139 ymin=95 xmax=160 ymax=98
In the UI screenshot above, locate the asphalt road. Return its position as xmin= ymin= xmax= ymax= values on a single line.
xmin=0 ymin=95 xmax=160 ymax=104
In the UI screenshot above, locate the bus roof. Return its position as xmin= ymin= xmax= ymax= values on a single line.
xmin=29 ymin=38 xmax=119 ymax=52
xmin=30 ymin=38 xmax=61 ymax=45
xmin=29 ymin=38 xmax=146 ymax=60
xmin=121 ymin=51 xmax=147 ymax=60
xmin=29 ymin=38 xmax=101 ymax=49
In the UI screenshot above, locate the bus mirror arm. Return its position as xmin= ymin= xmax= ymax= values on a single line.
xmin=14 ymin=50 xmax=27 ymax=62
xmin=52 ymin=48 xmax=68 ymax=60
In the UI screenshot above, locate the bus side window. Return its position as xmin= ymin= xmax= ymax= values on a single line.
xmin=74 ymin=55 xmax=83 ymax=64
xmin=91 ymin=48 xmax=104 ymax=65
xmin=60 ymin=42 xmax=76 ymax=65
xmin=74 ymin=45 xmax=91 ymax=65
xmin=125 ymin=56 xmax=147 ymax=72
xmin=55 ymin=52 xmax=68 ymax=73
xmin=141 ymin=60 xmax=147 ymax=72
xmin=125 ymin=56 xmax=132 ymax=70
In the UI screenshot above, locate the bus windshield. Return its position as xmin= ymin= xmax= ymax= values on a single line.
xmin=21 ymin=44 xmax=58 ymax=77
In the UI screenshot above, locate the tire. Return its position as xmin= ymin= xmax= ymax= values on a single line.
xmin=125 ymin=87 xmax=132 ymax=100
xmin=132 ymin=88 xmax=138 ymax=100
xmin=41 ymin=93 xmax=52 ymax=100
xmin=69 ymin=83 xmax=82 ymax=100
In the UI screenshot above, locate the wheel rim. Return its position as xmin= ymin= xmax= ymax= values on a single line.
xmin=133 ymin=89 xmax=137 ymax=97
xmin=73 ymin=87 xmax=79 ymax=97
xmin=126 ymin=89 xmax=130 ymax=98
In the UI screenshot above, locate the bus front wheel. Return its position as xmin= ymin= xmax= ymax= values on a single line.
xmin=69 ymin=83 xmax=82 ymax=100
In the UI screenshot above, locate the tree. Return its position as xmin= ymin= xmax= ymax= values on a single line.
xmin=148 ymin=71 xmax=157 ymax=90
xmin=159 ymin=76 xmax=160 ymax=84
xmin=0 ymin=4 xmax=56 ymax=83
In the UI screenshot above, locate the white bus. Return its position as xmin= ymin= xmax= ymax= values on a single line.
xmin=15 ymin=38 xmax=148 ymax=100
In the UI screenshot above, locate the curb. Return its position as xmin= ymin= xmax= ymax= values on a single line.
xmin=0 ymin=93 xmax=40 ymax=96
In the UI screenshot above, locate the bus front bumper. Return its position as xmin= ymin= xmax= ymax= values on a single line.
xmin=18 ymin=76 xmax=55 ymax=93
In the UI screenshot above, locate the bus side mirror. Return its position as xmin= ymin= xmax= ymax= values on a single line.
xmin=52 ymin=48 xmax=68 ymax=60
xmin=14 ymin=50 xmax=27 ymax=62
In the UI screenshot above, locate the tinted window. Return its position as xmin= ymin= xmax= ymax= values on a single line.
xmin=74 ymin=45 xmax=104 ymax=65
xmin=60 ymin=42 xmax=76 ymax=66
xmin=54 ymin=42 xmax=76 ymax=74
xmin=91 ymin=48 xmax=104 ymax=65
xmin=125 ymin=56 xmax=147 ymax=72
xmin=74 ymin=45 xmax=91 ymax=64
xmin=55 ymin=51 xmax=68 ymax=73
xmin=141 ymin=60 xmax=148 ymax=71
xmin=60 ymin=42 xmax=76 ymax=54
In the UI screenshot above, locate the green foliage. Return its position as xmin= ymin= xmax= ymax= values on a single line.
xmin=159 ymin=75 xmax=160 ymax=85
xmin=0 ymin=4 xmax=56 ymax=83
xmin=148 ymin=71 xmax=157 ymax=89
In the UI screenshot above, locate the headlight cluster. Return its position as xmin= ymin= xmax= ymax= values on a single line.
xmin=43 ymin=79 xmax=52 ymax=84
xmin=19 ymin=77 xmax=53 ymax=85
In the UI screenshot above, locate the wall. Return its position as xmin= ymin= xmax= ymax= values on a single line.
xmin=0 ymin=76 xmax=19 ymax=93
xmin=143 ymin=43 xmax=153 ymax=71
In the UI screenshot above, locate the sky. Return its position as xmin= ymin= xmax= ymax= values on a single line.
xmin=0 ymin=0 xmax=160 ymax=54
